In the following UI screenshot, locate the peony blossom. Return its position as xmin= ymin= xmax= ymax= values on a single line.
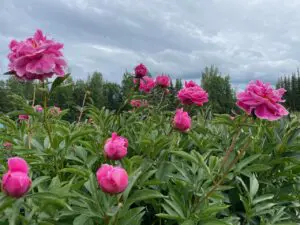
xmin=19 ymin=115 xmax=29 ymax=121
xmin=34 ymin=105 xmax=43 ymax=112
xmin=104 ymin=132 xmax=128 ymax=160
xmin=134 ymin=64 xmax=148 ymax=78
xmin=155 ymin=75 xmax=170 ymax=88
xmin=1 ymin=157 xmax=31 ymax=198
xmin=7 ymin=29 xmax=67 ymax=81
xmin=173 ymin=108 xmax=192 ymax=132
xmin=139 ymin=76 xmax=155 ymax=93
xmin=177 ymin=81 xmax=208 ymax=106
xmin=130 ymin=99 xmax=148 ymax=108
xmin=3 ymin=142 xmax=13 ymax=150
xmin=96 ymin=164 xmax=128 ymax=194
xmin=236 ymin=80 xmax=289 ymax=121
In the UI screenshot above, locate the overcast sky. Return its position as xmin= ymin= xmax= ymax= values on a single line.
xmin=1 ymin=0 xmax=300 ymax=87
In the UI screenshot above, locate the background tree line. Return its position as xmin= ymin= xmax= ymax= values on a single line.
xmin=276 ymin=68 xmax=300 ymax=112
xmin=0 ymin=66 xmax=237 ymax=121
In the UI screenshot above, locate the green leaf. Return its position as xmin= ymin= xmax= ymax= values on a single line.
xmin=235 ymin=154 xmax=261 ymax=172
xmin=29 ymin=192 xmax=72 ymax=210
xmin=50 ymin=73 xmax=70 ymax=94
xmin=181 ymin=220 xmax=195 ymax=225
xmin=156 ymin=213 xmax=182 ymax=220
xmin=31 ymin=176 xmax=51 ymax=189
xmin=73 ymin=215 xmax=93 ymax=225
xmin=250 ymin=174 xmax=259 ymax=199
xmin=0 ymin=195 xmax=15 ymax=211
xmin=125 ymin=189 xmax=164 ymax=207
xmin=253 ymin=194 xmax=274 ymax=205
xmin=170 ymin=151 xmax=198 ymax=164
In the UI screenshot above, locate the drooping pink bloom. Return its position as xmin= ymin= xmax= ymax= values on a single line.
xmin=19 ymin=115 xmax=29 ymax=121
xmin=104 ymin=132 xmax=128 ymax=160
xmin=177 ymin=81 xmax=208 ymax=106
xmin=34 ymin=105 xmax=43 ymax=112
xmin=7 ymin=29 xmax=67 ymax=81
xmin=96 ymin=164 xmax=128 ymax=194
xmin=134 ymin=64 xmax=148 ymax=78
xmin=136 ymin=76 xmax=155 ymax=93
xmin=49 ymin=106 xmax=62 ymax=116
xmin=173 ymin=108 xmax=192 ymax=132
xmin=3 ymin=142 xmax=13 ymax=150
xmin=236 ymin=80 xmax=289 ymax=121
xmin=155 ymin=75 xmax=170 ymax=88
xmin=2 ymin=157 xmax=31 ymax=198
xmin=130 ymin=99 xmax=148 ymax=108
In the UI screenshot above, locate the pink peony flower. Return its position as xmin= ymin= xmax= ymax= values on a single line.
xmin=184 ymin=80 xmax=198 ymax=88
xmin=104 ymin=132 xmax=128 ymax=160
xmin=173 ymin=108 xmax=192 ymax=132
xmin=177 ymin=81 xmax=209 ymax=106
xmin=130 ymin=99 xmax=148 ymax=108
xmin=155 ymin=75 xmax=170 ymax=88
xmin=8 ymin=157 xmax=29 ymax=174
xmin=49 ymin=106 xmax=62 ymax=116
xmin=7 ymin=29 xmax=67 ymax=81
xmin=1 ymin=157 xmax=31 ymax=198
xmin=34 ymin=105 xmax=43 ymax=112
xmin=3 ymin=142 xmax=13 ymax=150
xmin=236 ymin=80 xmax=289 ymax=121
xmin=134 ymin=64 xmax=148 ymax=78
xmin=135 ymin=76 xmax=155 ymax=93
xmin=19 ymin=115 xmax=29 ymax=121
xmin=96 ymin=164 xmax=128 ymax=194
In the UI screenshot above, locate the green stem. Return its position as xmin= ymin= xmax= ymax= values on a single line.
xmin=77 ymin=91 xmax=88 ymax=123
xmin=42 ymin=81 xmax=53 ymax=146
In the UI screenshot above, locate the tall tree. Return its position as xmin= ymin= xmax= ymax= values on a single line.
xmin=201 ymin=65 xmax=235 ymax=114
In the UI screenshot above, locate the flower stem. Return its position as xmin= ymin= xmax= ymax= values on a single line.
xmin=77 ymin=91 xmax=88 ymax=123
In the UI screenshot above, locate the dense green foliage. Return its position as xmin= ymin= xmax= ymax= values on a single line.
xmin=0 ymin=73 xmax=299 ymax=225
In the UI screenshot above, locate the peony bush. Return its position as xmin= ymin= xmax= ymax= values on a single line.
xmin=0 ymin=30 xmax=300 ymax=225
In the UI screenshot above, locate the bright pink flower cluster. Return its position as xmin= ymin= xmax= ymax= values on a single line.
xmin=134 ymin=64 xmax=148 ymax=78
xmin=96 ymin=164 xmax=128 ymax=194
xmin=178 ymin=81 xmax=209 ymax=106
xmin=2 ymin=157 xmax=31 ymax=198
xmin=237 ymin=80 xmax=289 ymax=121
xmin=173 ymin=108 xmax=192 ymax=132
xmin=156 ymin=75 xmax=170 ymax=88
xmin=130 ymin=99 xmax=148 ymax=108
xmin=7 ymin=29 xmax=67 ymax=81
xmin=104 ymin=132 xmax=128 ymax=160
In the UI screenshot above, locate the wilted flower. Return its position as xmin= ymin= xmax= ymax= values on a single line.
xmin=7 ymin=29 xmax=67 ymax=80
xmin=178 ymin=81 xmax=208 ymax=106
xmin=237 ymin=80 xmax=289 ymax=121
xmin=130 ymin=99 xmax=148 ymax=108
xmin=34 ymin=105 xmax=43 ymax=112
xmin=49 ymin=106 xmax=62 ymax=116
xmin=173 ymin=108 xmax=192 ymax=132
xmin=104 ymin=132 xmax=128 ymax=160
xmin=3 ymin=142 xmax=13 ymax=150
xmin=19 ymin=115 xmax=29 ymax=121
xmin=96 ymin=164 xmax=128 ymax=194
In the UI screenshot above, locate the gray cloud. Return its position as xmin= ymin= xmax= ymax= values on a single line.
xmin=1 ymin=0 xmax=300 ymax=85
